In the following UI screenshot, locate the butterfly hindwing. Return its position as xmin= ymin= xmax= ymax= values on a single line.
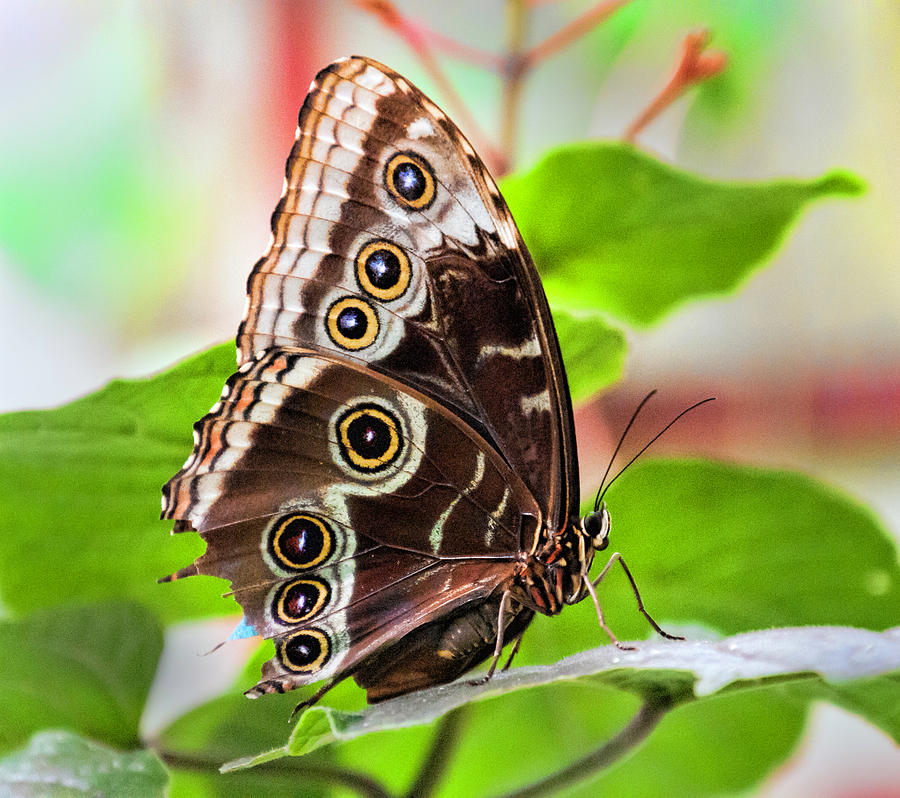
xmin=162 ymin=348 xmax=539 ymax=696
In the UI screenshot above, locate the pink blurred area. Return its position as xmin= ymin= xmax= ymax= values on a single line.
xmin=1 ymin=2 xmax=897 ymax=795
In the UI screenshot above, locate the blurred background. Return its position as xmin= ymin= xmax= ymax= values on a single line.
xmin=1 ymin=1 xmax=897 ymax=795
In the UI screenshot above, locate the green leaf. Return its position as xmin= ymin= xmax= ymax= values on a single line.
xmin=0 ymin=730 xmax=167 ymax=798
xmin=549 ymin=296 xmax=626 ymax=402
xmin=0 ymin=603 xmax=163 ymax=753
xmin=589 ymin=459 xmax=900 ymax=639
xmin=0 ymin=343 xmax=236 ymax=621
xmin=501 ymin=143 xmax=864 ymax=325
xmin=223 ymin=626 xmax=899 ymax=769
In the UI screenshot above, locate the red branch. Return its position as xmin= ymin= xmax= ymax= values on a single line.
xmin=523 ymin=0 xmax=633 ymax=68
xmin=624 ymin=28 xmax=727 ymax=143
xmin=352 ymin=0 xmax=507 ymax=173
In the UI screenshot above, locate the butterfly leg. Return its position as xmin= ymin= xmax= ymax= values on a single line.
xmin=288 ymin=678 xmax=342 ymax=720
xmin=500 ymin=630 xmax=524 ymax=673
xmin=582 ymin=567 xmax=634 ymax=650
xmin=592 ymin=552 xmax=684 ymax=642
xmin=467 ymin=589 xmax=512 ymax=687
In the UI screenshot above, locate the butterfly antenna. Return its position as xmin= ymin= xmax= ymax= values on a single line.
xmin=596 ymin=396 xmax=716 ymax=507
xmin=593 ymin=390 xmax=658 ymax=512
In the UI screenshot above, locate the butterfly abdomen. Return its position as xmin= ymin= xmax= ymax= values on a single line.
xmin=354 ymin=596 xmax=534 ymax=702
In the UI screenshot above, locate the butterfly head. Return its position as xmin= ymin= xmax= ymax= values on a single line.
xmin=579 ymin=503 xmax=610 ymax=552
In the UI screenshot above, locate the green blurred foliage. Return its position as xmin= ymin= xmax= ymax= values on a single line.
xmin=0 ymin=604 xmax=162 ymax=753
xmin=0 ymin=730 xmax=168 ymax=798
xmin=0 ymin=18 xmax=198 ymax=326
xmin=161 ymin=692 xmax=333 ymax=798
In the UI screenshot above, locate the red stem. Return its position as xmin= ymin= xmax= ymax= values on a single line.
xmin=624 ymin=28 xmax=727 ymax=143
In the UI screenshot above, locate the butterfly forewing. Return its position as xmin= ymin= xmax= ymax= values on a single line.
xmin=237 ymin=56 xmax=578 ymax=529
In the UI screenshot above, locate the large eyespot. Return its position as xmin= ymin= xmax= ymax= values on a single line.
xmin=273 ymin=578 xmax=330 ymax=624
xmin=355 ymin=240 xmax=411 ymax=301
xmin=336 ymin=403 xmax=401 ymax=472
xmin=384 ymin=152 xmax=435 ymax=210
xmin=326 ymin=296 xmax=379 ymax=350
xmin=268 ymin=513 xmax=333 ymax=571
xmin=276 ymin=629 xmax=330 ymax=673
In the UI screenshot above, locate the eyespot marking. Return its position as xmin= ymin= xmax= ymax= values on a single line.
xmin=277 ymin=629 xmax=330 ymax=673
xmin=268 ymin=513 xmax=333 ymax=571
xmin=355 ymin=240 xmax=411 ymax=301
xmin=274 ymin=578 xmax=330 ymax=624
xmin=326 ymin=296 xmax=379 ymax=350
xmin=336 ymin=403 xmax=402 ymax=472
xmin=384 ymin=152 xmax=435 ymax=210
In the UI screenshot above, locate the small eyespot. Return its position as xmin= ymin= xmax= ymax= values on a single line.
xmin=384 ymin=152 xmax=435 ymax=210
xmin=336 ymin=404 xmax=402 ymax=472
xmin=277 ymin=629 xmax=330 ymax=673
xmin=326 ymin=296 xmax=379 ymax=350
xmin=355 ymin=240 xmax=411 ymax=301
xmin=268 ymin=513 xmax=333 ymax=571
xmin=274 ymin=578 xmax=330 ymax=624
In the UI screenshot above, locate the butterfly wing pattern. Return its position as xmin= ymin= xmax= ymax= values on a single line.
xmin=162 ymin=56 xmax=581 ymax=702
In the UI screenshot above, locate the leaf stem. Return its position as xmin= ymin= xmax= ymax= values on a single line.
xmin=623 ymin=29 xmax=727 ymax=143
xmin=499 ymin=0 xmax=530 ymax=173
xmin=353 ymin=0 xmax=506 ymax=175
xmin=523 ymin=0 xmax=633 ymax=68
xmin=403 ymin=706 xmax=468 ymax=798
xmin=493 ymin=699 xmax=671 ymax=798
xmin=153 ymin=745 xmax=392 ymax=798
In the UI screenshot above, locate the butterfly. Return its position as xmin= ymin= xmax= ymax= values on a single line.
xmin=161 ymin=55 xmax=678 ymax=709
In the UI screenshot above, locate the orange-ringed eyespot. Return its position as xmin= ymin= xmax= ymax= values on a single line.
xmin=269 ymin=513 xmax=333 ymax=571
xmin=356 ymin=240 xmax=411 ymax=301
xmin=385 ymin=152 xmax=435 ymax=210
xmin=277 ymin=629 xmax=330 ymax=673
xmin=274 ymin=578 xmax=330 ymax=624
xmin=326 ymin=296 xmax=378 ymax=350
xmin=337 ymin=404 xmax=401 ymax=472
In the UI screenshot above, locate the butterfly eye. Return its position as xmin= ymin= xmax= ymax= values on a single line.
xmin=581 ymin=506 xmax=610 ymax=551
xmin=277 ymin=629 xmax=330 ymax=673
xmin=268 ymin=512 xmax=334 ymax=571
xmin=336 ymin=403 xmax=402 ymax=473
xmin=274 ymin=578 xmax=331 ymax=624
xmin=326 ymin=296 xmax=379 ymax=350
xmin=385 ymin=152 xmax=436 ymax=210
xmin=356 ymin=240 xmax=411 ymax=301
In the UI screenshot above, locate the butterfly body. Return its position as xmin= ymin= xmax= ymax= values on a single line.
xmin=162 ymin=55 xmax=615 ymax=704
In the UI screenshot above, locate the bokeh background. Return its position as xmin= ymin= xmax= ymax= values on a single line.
xmin=1 ymin=1 xmax=897 ymax=795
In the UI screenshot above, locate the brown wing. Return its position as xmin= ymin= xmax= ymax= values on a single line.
xmin=237 ymin=56 xmax=578 ymax=533
xmin=161 ymin=348 xmax=538 ymax=695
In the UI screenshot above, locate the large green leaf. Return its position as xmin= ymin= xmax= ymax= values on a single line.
xmin=0 ymin=603 xmax=162 ymax=753
xmin=500 ymin=143 xmax=864 ymax=325
xmin=588 ymin=459 xmax=900 ymax=637
xmin=0 ymin=730 xmax=167 ymax=798
xmin=0 ymin=344 xmax=234 ymax=621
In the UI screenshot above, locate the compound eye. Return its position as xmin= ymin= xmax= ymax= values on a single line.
xmin=582 ymin=506 xmax=610 ymax=550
